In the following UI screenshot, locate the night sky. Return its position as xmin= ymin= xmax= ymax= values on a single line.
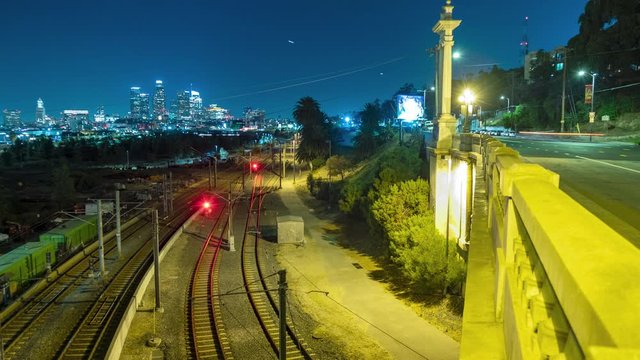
xmin=1 ymin=0 xmax=587 ymax=121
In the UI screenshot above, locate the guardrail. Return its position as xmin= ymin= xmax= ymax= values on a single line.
xmin=460 ymin=135 xmax=640 ymax=359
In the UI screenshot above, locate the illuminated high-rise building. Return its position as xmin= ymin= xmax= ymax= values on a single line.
xmin=130 ymin=87 xmax=150 ymax=120
xmin=36 ymin=98 xmax=46 ymax=125
xmin=63 ymin=110 xmax=89 ymax=131
xmin=130 ymin=86 xmax=143 ymax=119
xmin=177 ymin=90 xmax=191 ymax=120
xmin=139 ymin=93 xmax=150 ymax=120
xmin=94 ymin=105 xmax=106 ymax=122
xmin=2 ymin=109 xmax=22 ymax=129
xmin=190 ymin=90 xmax=203 ymax=120
xmin=153 ymin=80 xmax=166 ymax=120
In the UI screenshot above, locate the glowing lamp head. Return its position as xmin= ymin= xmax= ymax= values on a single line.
xmin=578 ymin=70 xmax=586 ymax=76
xmin=251 ymin=162 xmax=259 ymax=172
xmin=203 ymin=201 xmax=211 ymax=209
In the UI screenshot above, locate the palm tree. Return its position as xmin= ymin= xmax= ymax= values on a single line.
xmin=293 ymin=97 xmax=331 ymax=171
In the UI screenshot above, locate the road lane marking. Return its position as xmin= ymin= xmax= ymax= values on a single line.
xmin=564 ymin=153 xmax=570 ymax=156
xmin=620 ymin=154 xmax=627 ymax=157
xmin=575 ymin=155 xmax=640 ymax=174
xmin=599 ymin=151 xmax=605 ymax=153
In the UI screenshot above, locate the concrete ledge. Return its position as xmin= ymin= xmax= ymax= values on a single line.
xmin=587 ymin=346 xmax=640 ymax=360
xmin=499 ymin=162 xmax=559 ymax=197
xmin=512 ymin=178 xmax=640 ymax=350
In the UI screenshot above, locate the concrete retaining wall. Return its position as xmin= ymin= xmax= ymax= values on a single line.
xmin=105 ymin=209 xmax=202 ymax=360
xmin=460 ymin=135 xmax=640 ymax=359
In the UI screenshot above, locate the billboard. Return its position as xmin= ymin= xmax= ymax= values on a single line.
xmin=397 ymin=95 xmax=424 ymax=121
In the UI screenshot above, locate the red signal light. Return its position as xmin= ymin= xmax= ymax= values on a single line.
xmin=251 ymin=162 xmax=259 ymax=172
xmin=203 ymin=201 xmax=211 ymax=209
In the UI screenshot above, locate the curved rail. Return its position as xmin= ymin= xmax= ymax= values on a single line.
xmin=188 ymin=203 xmax=234 ymax=359
xmin=241 ymin=171 xmax=315 ymax=359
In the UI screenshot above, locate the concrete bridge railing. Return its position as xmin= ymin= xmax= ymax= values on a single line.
xmin=459 ymin=135 xmax=640 ymax=359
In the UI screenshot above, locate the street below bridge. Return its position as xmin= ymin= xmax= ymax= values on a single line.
xmin=500 ymin=136 xmax=640 ymax=247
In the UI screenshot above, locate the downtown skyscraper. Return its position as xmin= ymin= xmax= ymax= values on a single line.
xmin=153 ymin=80 xmax=166 ymax=121
xmin=130 ymin=86 xmax=150 ymax=120
xmin=36 ymin=98 xmax=46 ymax=125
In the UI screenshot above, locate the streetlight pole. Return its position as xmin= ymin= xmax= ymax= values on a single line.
xmin=579 ymin=70 xmax=598 ymax=120
xmin=458 ymin=89 xmax=475 ymax=133
xmin=561 ymin=47 xmax=569 ymax=132
xmin=590 ymin=73 xmax=596 ymax=113
xmin=500 ymin=96 xmax=510 ymax=112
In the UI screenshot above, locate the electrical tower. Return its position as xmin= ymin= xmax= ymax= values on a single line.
xmin=520 ymin=16 xmax=529 ymax=64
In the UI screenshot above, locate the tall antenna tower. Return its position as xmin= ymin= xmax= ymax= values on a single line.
xmin=520 ymin=16 xmax=529 ymax=63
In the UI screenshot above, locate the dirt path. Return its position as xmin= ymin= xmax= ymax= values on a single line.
xmin=276 ymin=180 xmax=460 ymax=360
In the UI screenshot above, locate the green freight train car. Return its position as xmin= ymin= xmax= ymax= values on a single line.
xmin=0 ymin=241 xmax=57 ymax=299
xmin=0 ymin=216 xmax=97 ymax=303
xmin=39 ymin=215 xmax=97 ymax=255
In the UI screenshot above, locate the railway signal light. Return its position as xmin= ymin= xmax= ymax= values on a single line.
xmin=250 ymin=162 xmax=260 ymax=173
xmin=203 ymin=201 xmax=211 ymax=209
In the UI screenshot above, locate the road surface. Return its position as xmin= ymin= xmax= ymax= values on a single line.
xmin=500 ymin=136 xmax=640 ymax=247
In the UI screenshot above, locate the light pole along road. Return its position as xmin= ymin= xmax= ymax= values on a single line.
xmin=500 ymin=136 xmax=640 ymax=248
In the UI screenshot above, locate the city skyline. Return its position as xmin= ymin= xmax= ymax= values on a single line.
xmin=1 ymin=0 xmax=588 ymax=120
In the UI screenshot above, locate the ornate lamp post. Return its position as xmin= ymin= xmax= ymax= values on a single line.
xmin=433 ymin=0 xmax=461 ymax=150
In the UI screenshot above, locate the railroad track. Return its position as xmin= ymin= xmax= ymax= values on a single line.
xmin=3 ymin=181 xmax=204 ymax=359
xmin=0 ymin=217 xmax=149 ymax=359
xmin=187 ymin=202 xmax=234 ymax=360
xmin=54 ymin=203 xmax=197 ymax=359
xmin=241 ymin=172 xmax=315 ymax=359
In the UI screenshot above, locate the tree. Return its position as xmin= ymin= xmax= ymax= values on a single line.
xmin=1 ymin=150 xmax=12 ymax=167
xmin=52 ymin=162 xmax=76 ymax=210
xmin=293 ymin=97 xmax=331 ymax=170
xmin=326 ymin=155 xmax=352 ymax=180
xmin=569 ymin=0 xmax=640 ymax=84
xmin=371 ymin=179 xmax=465 ymax=292
xmin=354 ymin=102 xmax=382 ymax=158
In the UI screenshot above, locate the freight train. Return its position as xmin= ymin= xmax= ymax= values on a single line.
xmin=0 ymin=215 xmax=97 ymax=303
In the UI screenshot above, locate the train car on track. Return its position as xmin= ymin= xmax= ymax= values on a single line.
xmin=0 ymin=240 xmax=57 ymax=301
xmin=0 ymin=215 xmax=97 ymax=304
xmin=39 ymin=215 xmax=97 ymax=255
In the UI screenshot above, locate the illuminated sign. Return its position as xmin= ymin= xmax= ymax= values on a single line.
xmin=397 ymin=95 xmax=424 ymax=121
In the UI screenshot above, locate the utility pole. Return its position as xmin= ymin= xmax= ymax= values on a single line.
xmin=561 ymin=47 xmax=568 ymax=132
xmin=292 ymin=138 xmax=296 ymax=185
xmin=242 ymin=165 xmax=246 ymax=192
xmin=228 ymin=187 xmax=235 ymax=252
xmin=169 ymin=171 xmax=174 ymax=214
xmin=207 ymin=157 xmax=212 ymax=191
xmin=162 ymin=174 xmax=168 ymax=217
xmin=213 ymin=157 xmax=218 ymax=188
xmin=115 ymin=190 xmax=122 ymax=258
xmin=152 ymin=209 xmax=163 ymax=312
xmin=279 ymin=145 xmax=283 ymax=189
xmin=97 ymin=199 xmax=105 ymax=276
xmin=278 ymin=270 xmax=287 ymax=360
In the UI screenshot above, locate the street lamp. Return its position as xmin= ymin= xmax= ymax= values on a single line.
xmin=458 ymin=89 xmax=475 ymax=133
xmin=500 ymin=96 xmax=510 ymax=112
xmin=578 ymin=70 xmax=597 ymax=114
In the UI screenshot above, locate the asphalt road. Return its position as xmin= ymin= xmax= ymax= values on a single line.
xmin=499 ymin=136 xmax=640 ymax=247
